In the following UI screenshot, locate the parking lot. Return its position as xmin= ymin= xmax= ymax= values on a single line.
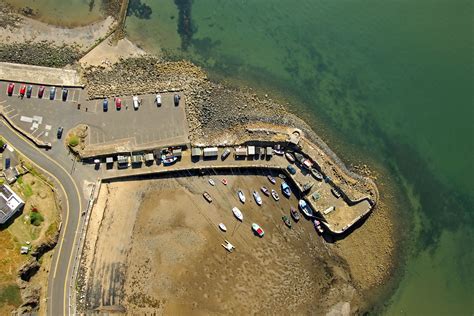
xmin=0 ymin=81 xmax=189 ymax=150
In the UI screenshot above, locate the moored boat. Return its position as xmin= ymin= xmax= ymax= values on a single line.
xmin=313 ymin=219 xmax=324 ymax=234
xmin=294 ymin=152 xmax=305 ymax=163
xmin=261 ymin=186 xmax=270 ymax=196
xmin=218 ymin=223 xmax=227 ymax=232
xmin=238 ymin=190 xmax=246 ymax=203
xmin=267 ymin=175 xmax=276 ymax=184
xmin=209 ymin=178 xmax=215 ymax=186
xmin=281 ymin=182 xmax=291 ymax=197
xmin=232 ymin=207 xmax=243 ymax=221
xmin=285 ymin=152 xmax=296 ymax=163
xmin=290 ymin=206 xmax=300 ymax=222
xmin=310 ymin=168 xmax=323 ymax=181
xmin=203 ymin=191 xmax=212 ymax=203
xmin=251 ymin=223 xmax=264 ymax=237
xmin=273 ymin=145 xmax=284 ymax=155
xmin=282 ymin=216 xmax=292 ymax=228
xmin=271 ymin=189 xmax=280 ymax=201
xmin=299 ymin=199 xmax=314 ymax=217
xmin=253 ymin=191 xmax=262 ymax=206
xmin=222 ymin=178 xmax=228 ymax=185
xmin=161 ymin=155 xmax=177 ymax=165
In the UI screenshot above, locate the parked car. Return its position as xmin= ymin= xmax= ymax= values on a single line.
xmin=103 ymin=98 xmax=108 ymax=112
xmin=155 ymin=94 xmax=161 ymax=106
xmin=38 ymin=86 xmax=45 ymax=98
xmin=287 ymin=164 xmax=297 ymax=175
xmin=7 ymin=83 xmax=14 ymax=96
xmin=133 ymin=96 xmax=139 ymax=110
xmin=62 ymin=88 xmax=68 ymax=101
xmin=221 ymin=148 xmax=231 ymax=160
xmin=19 ymin=84 xmax=26 ymax=97
xmin=115 ymin=97 xmax=122 ymax=110
xmin=57 ymin=127 xmax=64 ymax=139
xmin=174 ymin=94 xmax=180 ymax=106
xmin=26 ymin=85 xmax=33 ymax=98
xmin=50 ymin=86 xmax=56 ymax=100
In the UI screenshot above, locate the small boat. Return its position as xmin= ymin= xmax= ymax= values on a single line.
xmin=302 ymin=159 xmax=313 ymax=169
xmin=238 ymin=190 xmax=246 ymax=203
xmin=253 ymin=191 xmax=262 ymax=206
xmin=282 ymin=216 xmax=292 ymax=228
xmin=278 ymin=173 xmax=286 ymax=179
xmin=162 ymin=155 xmax=177 ymax=165
xmin=232 ymin=207 xmax=243 ymax=221
xmin=221 ymin=239 xmax=235 ymax=252
xmin=299 ymin=199 xmax=314 ymax=217
xmin=281 ymin=182 xmax=291 ymax=197
xmin=273 ymin=145 xmax=284 ymax=155
xmin=310 ymin=168 xmax=323 ymax=181
xmin=251 ymin=223 xmax=264 ymax=237
xmin=290 ymin=206 xmax=300 ymax=222
xmin=313 ymin=219 xmax=324 ymax=234
xmin=261 ymin=186 xmax=270 ymax=196
xmin=267 ymin=175 xmax=276 ymax=184
xmin=285 ymin=152 xmax=296 ymax=163
xmin=331 ymin=188 xmax=341 ymax=198
xmin=203 ymin=191 xmax=212 ymax=203
xmin=209 ymin=178 xmax=215 ymax=186
xmin=222 ymin=178 xmax=228 ymax=185
xmin=218 ymin=223 xmax=227 ymax=232
xmin=271 ymin=189 xmax=280 ymax=201
xmin=294 ymin=152 xmax=305 ymax=163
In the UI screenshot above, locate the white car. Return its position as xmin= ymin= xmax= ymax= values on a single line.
xmin=155 ymin=94 xmax=161 ymax=106
xmin=133 ymin=96 xmax=139 ymax=109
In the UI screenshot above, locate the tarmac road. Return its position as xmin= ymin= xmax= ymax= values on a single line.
xmin=0 ymin=118 xmax=83 ymax=316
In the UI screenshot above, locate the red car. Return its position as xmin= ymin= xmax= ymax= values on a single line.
xmin=19 ymin=84 xmax=26 ymax=97
xmin=38 ymin=86 xmax=45 ymax=98
xmin=115 ymin=97 xmax=122 ymax=110
xmin=7 ymin=83 xmax=14 ymax=96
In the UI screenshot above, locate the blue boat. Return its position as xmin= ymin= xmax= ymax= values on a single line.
xmin=281 ymin=182 xmax=291 ymax=197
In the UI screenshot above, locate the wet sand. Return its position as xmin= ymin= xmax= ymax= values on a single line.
xmin=79 ymin=172 xmax=366 ymax=314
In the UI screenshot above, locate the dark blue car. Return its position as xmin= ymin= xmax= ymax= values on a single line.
xmin=103 ymin=98 xmax=108 ymax=112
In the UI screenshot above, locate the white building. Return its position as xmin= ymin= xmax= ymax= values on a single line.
xmin=0 ymin=184 xmax=24 ymax=224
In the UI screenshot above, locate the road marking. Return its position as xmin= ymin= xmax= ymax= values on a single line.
xmin=0 ymin=120 xmax=82 ymax=316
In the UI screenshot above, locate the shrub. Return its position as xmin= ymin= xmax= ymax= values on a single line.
xmin=30 ymin=211 xmax=44 ymax=226
xmin=68 ymin=135 xmax=80 ymax=147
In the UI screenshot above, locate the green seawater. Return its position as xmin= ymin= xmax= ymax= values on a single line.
xmin=125 ymin=0 xmax=473 ymax=314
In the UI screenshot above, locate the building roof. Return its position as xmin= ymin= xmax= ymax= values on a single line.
xmin=247 ymin=146 xmax=255 ymax=155
xmin=106 ymin=157 xmax=114 ymax=163
xmin=266 ymin=147 xmax=273 ymax=155
xmin=191 ymin=148 xmax=202 ymax=156
xmin=203 ymin=147 xmax=218 ymax=157
xmin=144 ymin=153 xmax=154 ymax=161
xmin=0 ymin=184 xmax=24 ymax=224
xmin=173 ymin=148 xmax=182 ymax=157
xmin=235 ymin=147 xmax=247 ymax=155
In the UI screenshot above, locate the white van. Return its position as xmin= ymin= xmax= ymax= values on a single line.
xmin=133 ymin=96 xmax=139 ymax=110
xmin=156 ymin=94 xmax=161 ymax=106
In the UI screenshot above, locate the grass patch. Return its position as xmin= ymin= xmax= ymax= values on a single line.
xmin=0 ymin=284 xmax=22 ymax=307
xmin=29 ymin=211 xmax=44 ymax=226
xmin=68 ymin=135 xmax=80 ymax=147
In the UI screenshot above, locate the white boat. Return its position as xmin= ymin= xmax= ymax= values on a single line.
xmin=299 ymin=199 xmax=314 ymax=218
xmin=209 ymin=178 xmax=215 ymax=186
xmin=161 ymin=155 xmax=177 ymax=165
xmin=238 ymin=190 xmax=246 ymax=203
xmin=281 ymin=182 xmax=291 ymax=197
xmin=221 ymin=239 xmax=235 ymax=252
xmin=218 ymin=223 xmax=227 ymax=232
xmin=271 ymin=189 xmax=280 ymax=201
xmin=232 ymin=207 xmax=243 ymax=221
xmin=251 ymin=223 xmax=264 ymax=237
xmin=253 ymin=191 xmax=262 ymax=206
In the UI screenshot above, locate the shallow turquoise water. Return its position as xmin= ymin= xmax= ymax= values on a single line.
xmin=125 ymin=0 xmax=474 ymax=313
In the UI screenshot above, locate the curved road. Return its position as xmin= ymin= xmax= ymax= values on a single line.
xmin=0 ymin=119 xmax=83 ymax=315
